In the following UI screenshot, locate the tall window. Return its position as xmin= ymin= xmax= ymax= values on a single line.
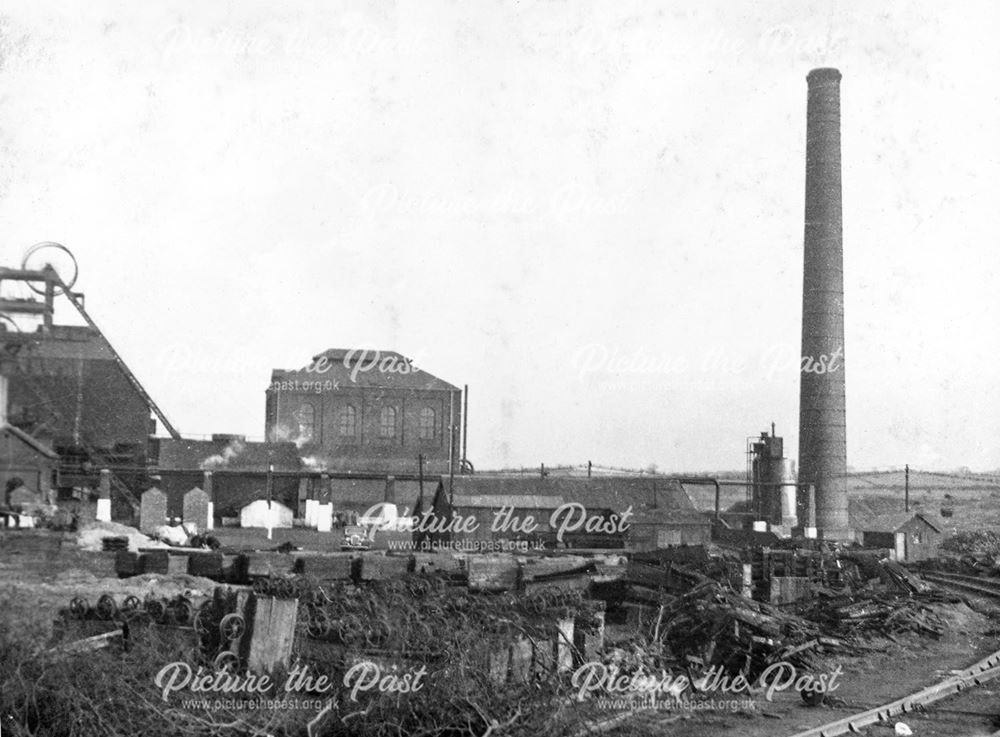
xmin=379 ymin=406 xmax=397 ymax=438
xmin=339 ymin=405 xmax=357 ymax=437
xmin=419 ymin=407 xmax=436 ymax=440
xmin=296 ymin=403 xmax=315 ymax=441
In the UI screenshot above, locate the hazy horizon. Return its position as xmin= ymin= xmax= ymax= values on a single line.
xmin=1 ymin=1 xmax=997 ymax=473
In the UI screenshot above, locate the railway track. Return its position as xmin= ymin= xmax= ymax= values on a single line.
xmin=921 ymin=571 xmax=1000 ymax=599
xmin=786 ymin=571 xmax=1000 ymax=737
xmin=787 ymin=648 xmax=1000 ymax=737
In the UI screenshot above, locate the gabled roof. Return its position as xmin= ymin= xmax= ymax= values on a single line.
xmin=271 ymin=348 xmax=459 ymax=391
xmin=1 ymin=424 xmax=60 ymax=459
xmin=850 ymin=496 xmax=943 ymax=534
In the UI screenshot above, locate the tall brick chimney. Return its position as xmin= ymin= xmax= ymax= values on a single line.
xmin=798 ymin=68 xmax=849 ymax=539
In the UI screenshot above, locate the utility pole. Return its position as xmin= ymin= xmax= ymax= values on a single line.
xmin=904 ymin=464 xmax=910 ymax=513
xmin=417 ymin=454 xmax=424 ymax=508
xmin=266 ymin=462 xmax=274 ymax=541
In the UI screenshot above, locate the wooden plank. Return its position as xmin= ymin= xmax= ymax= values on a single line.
xmin=141 ymin=550 xmax=170 ymax=574
xmin=115 ymin=551 xmax=141 ymax=577
xmin=44 ymin=629 xmax=123 ymax=658
xmin=522 ymin=574 xmax=591 ymax=596
xmin=411 ymin=552 xmax=463 ymax=574
xmin=555 ymin=618 xmax=575 ymax=673
xmin=295 ymin=554 xmax=353 ymax=581
xmin=245 ymin=552 xmax=293 ymax=579
xmin=488 ymin=645 xmax=511 ymax=685
xmin=187 ymin=552 xmax=224 ymax=579
xmin=358 ymin=554 xmax=411 ymax=581
xmin=167 ymin=555 xmax=189 ymax=575
xmin=509 ymin=637 xmax=532 ymax=683
xmin=467 ymin=556 xmax=521 ymax=592
xmin=574 ymin=610 xmax=605 ymax=665
xmin=770 ymin=576 xmax=811 ymax=605
xmin=246 ymin=596 xmax=299 ymax=673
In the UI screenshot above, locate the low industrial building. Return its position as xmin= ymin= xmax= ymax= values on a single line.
xmin=0 ymin=423 xmax=59 ymax=506
xmin=856 ymin=512 xmax=943 ymax=563
xmin=420 ymin=475 xmax=710 ymax=551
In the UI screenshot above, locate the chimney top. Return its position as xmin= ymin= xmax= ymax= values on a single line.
xmin=807 ymin=68 xmax=842 ymax=84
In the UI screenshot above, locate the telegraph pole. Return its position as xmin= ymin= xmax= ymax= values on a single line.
xmin=904 ymin=464 xmax=910 ymax=513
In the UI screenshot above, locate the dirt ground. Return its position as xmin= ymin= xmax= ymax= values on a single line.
xmin=603 ymin=599 xmax=1000 ymax=737
xmin=0 ymin=532 xmax=220 ymax=651
xmin=2 ymin=529 xmax=999 ymax=737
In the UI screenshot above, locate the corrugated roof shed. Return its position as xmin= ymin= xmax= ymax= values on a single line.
xmin=855 ymin=511 xmax=942 ymax=534
xmin=849 ymin=497 xmax=944 ymax=530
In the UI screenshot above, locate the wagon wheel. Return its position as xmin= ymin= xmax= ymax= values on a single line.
xmin=95 ymin=594 xmax=118 ymax=621
xmin=69 ymin=596 xmax=89 ymax=619
xmin=193 ymin=603 xmax=217 ymax=636
xmin=169 ymin=599 xmax=193 ymax=626
xmin=121 ymin=595 xmax=141 ymax=614
xmin=213 ymin=651 xmax=240 ymax=671
xmin=405 ymin=577 xmax=431 ymax=598
xmin=526 ymin=593 xmax=547 ymax=615
xmin=144 ymin=598 xmax=166 ymax=623
xmin=219 ymin=613 xmax=246 ymax=641
xmin=338 ymin=613 xmax=365 ymax=647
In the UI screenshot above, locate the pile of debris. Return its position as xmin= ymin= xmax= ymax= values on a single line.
xmin=786 ymin=559 xmax=955 ymax=640
xmin=605 ymin=545 xmax=963 ymax=687
xmin=648 ymin=581 xmax=859 ymax=681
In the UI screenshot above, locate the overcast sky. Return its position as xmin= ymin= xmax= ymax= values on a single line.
xmin=1 ymin=1 xmax=998 ymax=472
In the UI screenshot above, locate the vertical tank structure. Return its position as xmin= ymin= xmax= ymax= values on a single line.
xmin=798 ymin=68 xmax=849 ymax=538
xmin=750 ymin=425 xmax=797 ymax=528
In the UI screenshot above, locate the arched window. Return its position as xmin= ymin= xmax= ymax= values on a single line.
xmin=296 ymin=403 xmax=315 ymax=441
xmin=379 ymin=406 xmax=397 ymax=438
xmin=419 ymin=407 xmax=436 ymax=440
xmin=339 ymin=405 xmax=357 ymax=437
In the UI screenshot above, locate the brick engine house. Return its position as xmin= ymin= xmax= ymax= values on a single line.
xmin=265 ymin=348 xmax=466 ymax=475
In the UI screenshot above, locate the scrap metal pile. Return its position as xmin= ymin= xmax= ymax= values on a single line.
xmin=786 ymin=560 xmax=956 ymax=640
xmin=49 ymin=573 xmax=610 ymax=737
xmin=252 ymin=573 xmax=599 ymax=662
xmin=615 ymin=547 xmax=961 ymax=689
xmin=643 ymin=580 xmax=853 ymax=682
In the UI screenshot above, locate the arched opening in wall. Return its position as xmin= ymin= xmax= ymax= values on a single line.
xmin=339 ymin=405 xmax=357 ymax=438
xmin=379 ymin=406 xmax=397 ymax=438
xmin=419 ymin=407 xmax=436 ymax=440
xmin=296 ymin=403 xmax=315 ymax=442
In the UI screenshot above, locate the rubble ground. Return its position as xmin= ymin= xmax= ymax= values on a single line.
xmin=0 ymin=555 xmax=218 ymax=651
xmin=602 ymin=601 xmax=997 ymax=737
